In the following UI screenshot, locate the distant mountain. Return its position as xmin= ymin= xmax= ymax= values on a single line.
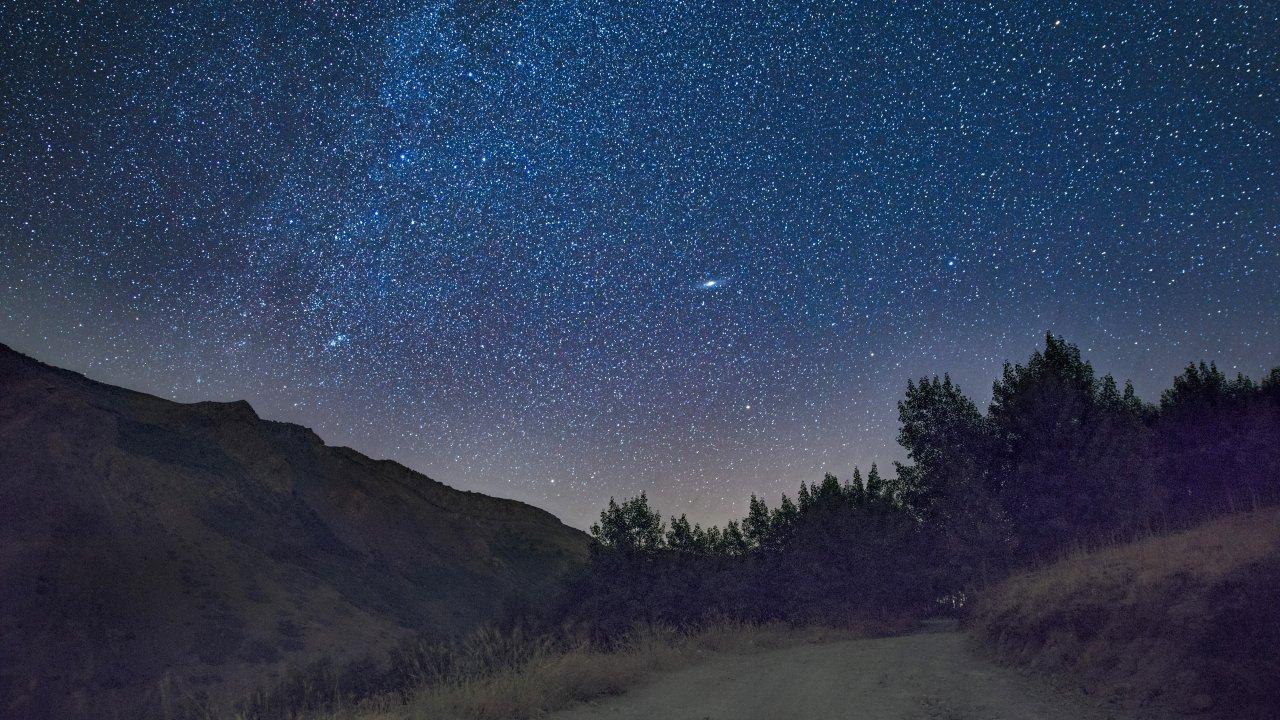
xmin=0 ymin=344 xmax=589 ymax=719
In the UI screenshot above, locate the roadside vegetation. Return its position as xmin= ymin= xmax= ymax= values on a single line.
xmin=971 ymin=507 xmax=1280 ymax=719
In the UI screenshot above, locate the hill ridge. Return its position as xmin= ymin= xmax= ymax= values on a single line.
xmin=0 ymin=342 xmax=571 ymax=524
xmin=0 ymin=342 xmax=589 ymax=720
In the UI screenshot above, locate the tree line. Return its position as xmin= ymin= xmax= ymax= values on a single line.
xmin=558 ymin=334 xmax=1280 ymax=636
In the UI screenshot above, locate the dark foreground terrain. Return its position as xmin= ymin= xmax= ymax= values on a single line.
xmin=972 ymin=507 xmax=1280 ymax=720
xmin=0 ymin=345 xmax=588 ymax=719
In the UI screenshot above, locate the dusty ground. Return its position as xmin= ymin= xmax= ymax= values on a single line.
xmin=548 ymin=621 xmax=1127 ymax=720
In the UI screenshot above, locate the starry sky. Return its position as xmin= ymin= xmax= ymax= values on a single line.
xmin=2 ymin=1 xmax=1277 ymax=528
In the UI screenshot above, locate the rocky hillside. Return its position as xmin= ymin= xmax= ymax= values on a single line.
xmin=970 ymin=508 xmax=1280 ymax=719
xmin=0 ymin=344 xmax=589 ymax=720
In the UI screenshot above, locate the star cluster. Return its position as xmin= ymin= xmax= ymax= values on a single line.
xmin=2 ymin=1 xmax=1277 ymax=526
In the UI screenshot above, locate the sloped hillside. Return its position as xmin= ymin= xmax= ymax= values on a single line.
xmin=0 ymin=344 xmax=589 ymax=720
xmin=970 ymin=507 xmax=1280 ymax=719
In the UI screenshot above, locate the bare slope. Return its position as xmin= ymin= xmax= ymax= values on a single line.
xmin=970 ymin=508 xmax=1280 ymax=719
xmin=0 ymin=344 xmax=588 ymax=720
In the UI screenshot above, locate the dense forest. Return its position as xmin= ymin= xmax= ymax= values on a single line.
xmin=559 ymin=334 xmax=1280 ymax=636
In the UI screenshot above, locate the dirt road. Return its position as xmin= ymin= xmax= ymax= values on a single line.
xmin=549 ymin=622 xmax=1122 ymax=720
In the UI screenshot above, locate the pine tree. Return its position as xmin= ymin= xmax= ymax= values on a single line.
xmin=721 ymin=520 xmax=749 ymax=555
xmin=865 ymin=463 xmax=884 ymax=500
xmin=797 ymin=482 xmax=813 ymax=513
xmin=847 ymin=467 xmax=865 ymax=506
xmin=743 ymin=495 xmax=772 ymax=549
xmin=1100 ymin=374 xmax=1122 ymax=408
xmin=772 ymin=494 xmax=798 ymax=541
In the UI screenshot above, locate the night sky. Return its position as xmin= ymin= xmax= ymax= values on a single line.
xmin=2 ymin=1 xmax=1277 ymax=528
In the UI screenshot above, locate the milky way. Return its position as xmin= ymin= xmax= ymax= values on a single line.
xmin=2 ymin=1 xmax=1277 ymax=527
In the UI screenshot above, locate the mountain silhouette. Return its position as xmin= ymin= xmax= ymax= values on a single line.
xmin=0 ymin=344 xmax=588 ymax=719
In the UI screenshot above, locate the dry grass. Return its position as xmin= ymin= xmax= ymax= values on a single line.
xmin=316 ymin=622 xmax=866 ymax=720
xmin=1007 ymin=508 xmax=1280 ymax=605
xmin=970 ymin=507 xmax=1280 ymax=719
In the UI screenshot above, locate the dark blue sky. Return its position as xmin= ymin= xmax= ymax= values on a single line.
xmin=2 ymin=1 xmax=1277 ymax=527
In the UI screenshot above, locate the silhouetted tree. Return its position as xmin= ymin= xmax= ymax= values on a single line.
xmin=771 ymin=494 xmax=799 ymax=542
xmin=846 ymin=467 xmax=866 ymax=506
xmin=720 ymin=520 xmax=749 ymax=555
xmin=797 ymin=482 xmax=813 ymax=512
xmin=864 ymin=463 xmax=885 ymax=502
xmin=891 ymin=374 xmax=990 ymax=517
xmin=988 ymin=333 xmax=1140 ymax=561
xmin=743 ymin=495 xmax=772 ymax=549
